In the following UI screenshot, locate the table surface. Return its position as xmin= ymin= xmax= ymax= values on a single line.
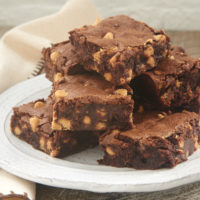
xmin=1 ymin=1 xmax=200 ymax=199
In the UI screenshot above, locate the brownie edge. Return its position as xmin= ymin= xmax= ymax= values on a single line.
xmin=99 ymin=111 xmax=200 ymax=169
xmin=10 ymin=98 xmax=101 ymax=157
xmin=69 ymin=15 xmax=171 ymax=86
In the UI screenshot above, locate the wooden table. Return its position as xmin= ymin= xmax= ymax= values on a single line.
xmin=1 ymin=17 xmax=200 ymax=200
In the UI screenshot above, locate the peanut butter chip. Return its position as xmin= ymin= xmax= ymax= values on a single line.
xmin=55 ymin=90 xmax=68 ymax=99
xmin=120 ymin=78 xmax=126 ymax=85
xmin=194 ymin=139 xmax=199 ymax=150
xmin=14 ymin=126 xmax=22 ymax=135
xmin=176 ymin=80 xmax=182 ymax=88
xmin=153 ymin=34 xmax=166 ymax=42
xmin=89 ymin=65 xmax=99 ymax=72
xmin=179 ymin=140 xmax=184 ymax=148
xmin=129 ymin=112 xmax=133 ymax=122
xmin=50 ymin=149 xmax=60 ymax=157
xmin=144 ymin=38 xmax=153 ymax=45
xmin=109 ymin=54 xmax=117 ymax=67
xmin=47 ymin=139 xmax=52 ymax=150
xmin=111 ymin=129 xmax=120 ymax=134
xmin=34 ymin=101 xmax=45 ymax=108
xmin=157 ymin=113 xmax=165 ymax=119
xmin=50 ymin=51 xmax=60 ymax=63
xmin=58 ymin=118 xmax=71 ymax=130
xmin=106 ymin=147 xmax=115 ymax=156
xmin=104 ymin=32 xmax=114 ymax=39
xmin=144 ymin=46 xmax=154 ymax=57
xmin=185 ymin=150 xmax=189 ymax=157
xmin=146 ymin=56 xmax=155 ymax=67
xmin=93 ymin=17 xmax=101 ymax=26
xmin=63 ymin=138 xmax=70 ymax=143
xmin=196 ymin=86 xmax=200 ymax=94
xmin=96 ymin=109 xmax=107 ymax=117
xmin=140 ymin=64 xmax=146 ymax=71
xmin=96 ymin=122 xmax=106 ymax=130
xmin=104 ymin=73 xmax=112 ymax=82
xmin=83 ymin=116 xmax=91 ymax=125
xmin=93 ymin=50 xmax=102 ymax=64
xmin=188 ymin=89 xmax=193 ymax=98
xmin=163 ymin=93 xmax=168 ymax=100
xmin=54 ymin=73 xmax=63 ymax=82
xmin=162 ymin=49 xmax=168 ymax=56
xmin=40 ymin=137 xmax=46 ymax=150
xmin=52 ymin=121 xmax=62 ymax=130
xmin=128 ymin=69 xmax=133 ymax=79
xmin=187 ymin=123 xmax=193 ymax=131
xmin=30 ymin=117 xmax=40 ymax=132
xmin=114 ymin=89 xmax=128 ymax=96
xmin=154 ymin=70 xmax=162 ymax=75
xmin=177 ymin=149 xmax=184 ymax=153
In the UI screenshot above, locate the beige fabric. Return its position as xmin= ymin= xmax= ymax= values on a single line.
xmin=0 ymin=169 xmax=35 ymax=199
xmin=0 ymin=0 xmax=99 ymax=93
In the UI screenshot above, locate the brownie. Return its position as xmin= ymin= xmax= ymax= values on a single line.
xmin=10 ymin=98 xmax=101 ymax=157
xmin=99 ymin=110 xmax=200 ymax=169
xmin=69 ymin=15 xmax=170 ymax=86
xmin=132 ymin=46 xmax=200 ymax=112
xmin=42 ymin=41 xmax=84 ymax=81
xmin=51 ymin=72 xmax=134 ymax=131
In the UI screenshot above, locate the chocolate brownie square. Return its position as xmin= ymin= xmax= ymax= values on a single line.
xmin=69 ymin=15 xmax=170 ymax=86
xmin=99 ymin=110 xmax=200 ymax=169
xmin=51 ymin=72 xmax=134 ymax=131
xmin=42 ymin=41 xmax=84 ymax=81
xmin=10 ymin=98 xmax=101 ymax=157
xmin=132 ymin=47 xmax=200 ymax=112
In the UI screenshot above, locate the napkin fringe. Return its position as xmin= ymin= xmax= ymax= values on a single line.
xmin=28 ymin=58 xmax=44 ymax=78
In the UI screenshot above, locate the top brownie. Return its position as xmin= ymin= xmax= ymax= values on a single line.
xmin=42 ymin=41 xmax=84 ymax=81
xmin=69 ymin=15 xmax=170 ymax=86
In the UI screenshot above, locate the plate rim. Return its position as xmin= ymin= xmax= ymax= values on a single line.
xmin=0 ymin=74 xmax=200 ymax=193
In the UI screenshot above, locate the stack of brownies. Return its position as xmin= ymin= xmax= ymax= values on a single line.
xmin=10 ymin=15 xmax=200 ymax=169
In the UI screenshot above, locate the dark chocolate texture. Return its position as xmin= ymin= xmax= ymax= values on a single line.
xmin=42 ymin=41 xmax=84 ymax=81
xmin=10 ymin=98 xmax=100 ymax=157
xmin=99 ymin=111 xmax=200 ymax=169
xmin=69 ymin=15 xmax=170 ymax=85
xmin=133 ymin=46 xmax=200 ymax=112
xmin=51 ymin=72 xmax=134 ymax=131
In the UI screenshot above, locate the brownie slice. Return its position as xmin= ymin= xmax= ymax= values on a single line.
xmin=10 ymin=98 xmax=101 ymax=157
xmin=132 ymin=47 xmax=200 ymax=112
xmin=42 ymin=41 xmax=84 ymax=81
xmin=51 ymin=72 xmax=134 ymax=131
xmin=99 ymin=111 xmax=200 ymax=169
xmin=69 ymin=15 xmax=170 ymax=86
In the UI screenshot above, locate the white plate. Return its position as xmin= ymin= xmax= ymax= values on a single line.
xmin=0 ymin=74 xmax=200 ymax=193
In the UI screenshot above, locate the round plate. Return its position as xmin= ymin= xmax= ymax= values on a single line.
xmin=0 ymin=74 xmax=200 ymax=193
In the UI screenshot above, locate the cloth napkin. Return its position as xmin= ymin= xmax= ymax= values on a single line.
xmin=0 ymin=169 xmax=35 ymax=200
xmin=0 ymin=0 xmax=99 ymax=93
xmin=0 ymin=0 xmax=99 ymax=199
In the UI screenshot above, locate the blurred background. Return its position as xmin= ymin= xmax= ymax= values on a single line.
xmin=1 ymin=0 xmax=200 ymax=36
xmin=1 ymin=0 xmax=200 ymax=57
